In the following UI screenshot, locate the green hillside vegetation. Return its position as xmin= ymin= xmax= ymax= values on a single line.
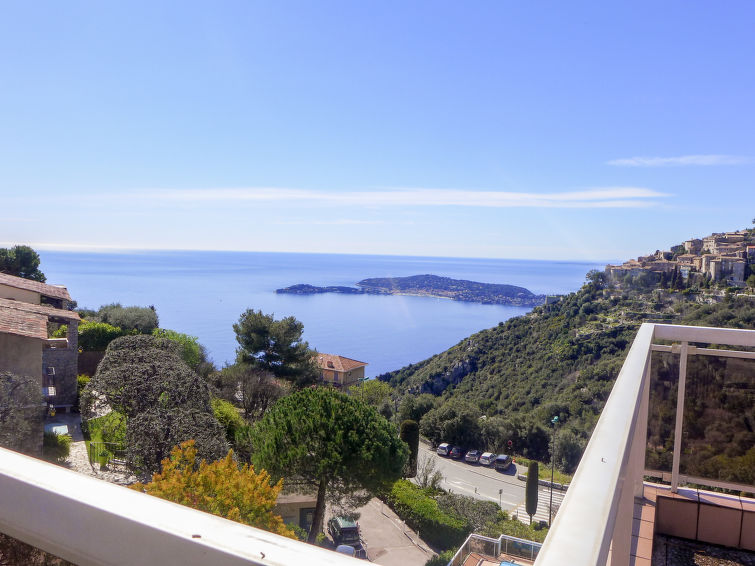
xmin=380 ymin=271 xmax=755 ymax=475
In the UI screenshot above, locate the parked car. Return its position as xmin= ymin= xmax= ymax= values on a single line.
xmin=328 ymin=517 xmax=366 ymax=559
xmin=464 ymin=449 xmax=481 ymax=463
xmin=479 ymin=452 xmax=497 ymax=466
xmin=449 ymin=446 xmax=464 ymax=459
xmin=436 ymin=442 xmax=451 ymax=456
xmin=494 ymin=454 xmax=513 ymax=471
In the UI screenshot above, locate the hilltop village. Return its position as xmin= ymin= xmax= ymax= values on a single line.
xmin=606 ymin=229 xmax=755 ymax=287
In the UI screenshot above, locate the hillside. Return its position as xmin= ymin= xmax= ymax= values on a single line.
xmin=380 ymin=269 xmax=755 ymax=476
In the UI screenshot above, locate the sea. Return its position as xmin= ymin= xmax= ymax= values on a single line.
xmin=39 ymin=251 xmax=606 ymax=377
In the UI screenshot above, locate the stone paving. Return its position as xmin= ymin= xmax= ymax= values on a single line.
xmin=47 ymin=412 xmax=137 ymax=485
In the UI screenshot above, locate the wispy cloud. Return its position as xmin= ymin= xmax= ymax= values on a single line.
xmin=273 ymin=218 xmax=389 ymax=226
xmin=607 ymin=154 xmax=753 ymax=167
xmin=135 ymin=187 xmax=668 ymax=208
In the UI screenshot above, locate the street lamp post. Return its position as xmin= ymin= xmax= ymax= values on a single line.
xmin=549 ymin=415 xmax=559 ymax=527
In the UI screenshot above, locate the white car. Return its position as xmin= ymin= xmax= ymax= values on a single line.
xmin=436 ymin=442 xmax=451 ymax=456
xmin=479 ymin=452 xmax=497 ymax=466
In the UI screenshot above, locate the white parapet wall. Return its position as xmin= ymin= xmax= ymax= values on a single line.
xmin=0 ymin=448 xmax=361 ymax=566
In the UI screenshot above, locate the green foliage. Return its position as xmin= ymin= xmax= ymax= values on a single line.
xmin=83 ymin=335 xmax=228 ymax=474
xmin=383 ymin=281 xmax=644 ymax=465
xmin=415 ymin=454 xmax=444 ymax=491
xmin=517 ymin=457 xmax=572 ymax=485
xmin=525 ymin=461 xmax=538 ymax=523
xmin=435 ymin=493 xmax=503 ymax=532
xmin=152 ymin=328 xmax=204 ymax=369
xmin=85 ymin=411 xmax=127 ymax=446
xmin=420 ymin=400 xmax=482 ymax=450
xmin=400 ymin=420 xmax=420 ymax=478
xmin=250 ymin=387 xmax=408 ymax=542
xmin=0 ymin=372 xmax=44 ymax=453
xmin=385 ymin=480 xmax=469 ymax=550
xmin=127 ymin=407 xmax=229 ymax=474
xmin=216 ymin=364 xmax=287 ymax=421
xmin=42 ymin=432 xmax=71 ymax=464
xmin=286 ymin=522 xmax=308 ymax=541
xmin=0 ymin=245 xmax=46 ymax=282
xmin=480 ymin=514 xmax=549 ymax=543
xmin=425 ymin=550 xmax=456 ymax=566
xmin=211 ymin=398 xmax=245 ymax=443
xmin=397 ymin=393 xmax=438 ymax=424
xmin=233 ymin=309 xmax=318 ymax=387
xmin=91 ymin=303 xmax=159 ymax=334
xmin=353 ymin=379 xmax=393 ymax=408
xmin=77 ymin=374 xmax=90 ymax=397
xmin=77 ymin=320 xmax=131 ymax=351
xmin=233 ymin=424 xmax=255 ymax=464
xmin=131 ymin=440 xmax=295 ymax=538
xmin=84 ymin=335 xmax=211 ymax=417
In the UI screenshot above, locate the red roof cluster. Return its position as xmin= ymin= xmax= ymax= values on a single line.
xmin=316 ymin=353 xmax=368 ymax=373
xmin=0 ymin=272 xmax=72 ymax=301
xmin=0 ymin=307 xmax=48 ymax=340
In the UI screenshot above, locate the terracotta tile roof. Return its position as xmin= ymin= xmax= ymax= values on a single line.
xmin=0 ymin=272 xmax=72 ymax=301
xmin=0 ymin=307 xmax=48 ymax=340
xmin=0 ymin=297 xmax=80 ymax=321
xmin=316 ymin=353 xmax=367 ymax=373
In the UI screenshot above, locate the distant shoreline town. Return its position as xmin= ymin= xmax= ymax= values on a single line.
xmin=606 ymin=229 xmax=755 ymax=286
xmin=276 ymin=274 xmax=547 ymax=306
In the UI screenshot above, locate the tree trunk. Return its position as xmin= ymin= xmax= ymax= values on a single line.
xmin=307 ymin=477 xmax=328 ymax=544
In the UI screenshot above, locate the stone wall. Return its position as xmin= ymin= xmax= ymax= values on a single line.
xmin=42 ymin=321 xmax=79 ymax=408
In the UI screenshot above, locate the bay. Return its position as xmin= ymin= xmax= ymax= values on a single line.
xmin=39 ymin=251 xmax=605 ymax=377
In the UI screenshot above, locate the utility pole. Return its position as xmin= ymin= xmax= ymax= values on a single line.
xmin=549 ymin=415 xmax=559 ymax=527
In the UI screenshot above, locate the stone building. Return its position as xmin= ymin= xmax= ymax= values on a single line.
xmin=0 ymin=273 xmax=79 ymax=411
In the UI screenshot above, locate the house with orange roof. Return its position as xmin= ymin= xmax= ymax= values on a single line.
xmin=316 ymin=353 xmax=367 ymax=389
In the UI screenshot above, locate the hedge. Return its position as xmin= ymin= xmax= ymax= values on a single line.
xmin=385 ymin=480 xmax=469 ymax=550
xmin=42 ymin=432 xmax=71 ymax=464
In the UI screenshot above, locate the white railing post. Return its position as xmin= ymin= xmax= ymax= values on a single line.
xmin=671 ymin=341 xmax=689 ymax=493
xmin=631 ymin=350 xmax=652 ymax=498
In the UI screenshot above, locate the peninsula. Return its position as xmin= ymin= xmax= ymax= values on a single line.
xmin=276 ymin=274 xmax=547 ymax=306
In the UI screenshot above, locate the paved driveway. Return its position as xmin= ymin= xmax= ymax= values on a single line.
xmin=343 ymin=498 xmax=434 ymax=566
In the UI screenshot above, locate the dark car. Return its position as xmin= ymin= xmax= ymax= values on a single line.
xmin=494 ymin=454 xmax=513 ymax=471
xmin=449 ymin=446 xmax=464 ymax=459
xmin=464 ymin=449 xmax=481 ymax=463
xmin=328 ymin=517 xmax=366 ymax=559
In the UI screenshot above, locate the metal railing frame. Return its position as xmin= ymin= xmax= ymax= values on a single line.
xmin=534 ymin=323 xmax=755 ymax=566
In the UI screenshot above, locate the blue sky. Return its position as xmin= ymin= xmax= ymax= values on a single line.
xmin=1 ymin=1 xmax=753 ymax=261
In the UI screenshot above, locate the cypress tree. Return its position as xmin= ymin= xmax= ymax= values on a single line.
xmin=525 ymin=461 xmax=539 ymax=525
xmin=400 ymin=419 xmax=420 ymax=478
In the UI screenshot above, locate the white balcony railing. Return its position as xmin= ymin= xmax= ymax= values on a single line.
xmin=0 ymin=448 xmax=361 ymax=566
xmin=535 ymin=323 xmax=755 ymax=566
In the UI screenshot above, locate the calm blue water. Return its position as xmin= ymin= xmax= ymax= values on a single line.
xmin=38 ymin=251 xmax=605 ymax=377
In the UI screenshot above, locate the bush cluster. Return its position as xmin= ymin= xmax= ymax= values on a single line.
xmin=42 ymin=432 xmax=71 ymax=464
xmin=385 ymin=480 xmax=469 ymax=550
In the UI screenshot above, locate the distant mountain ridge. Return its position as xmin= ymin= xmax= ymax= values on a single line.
xmin=276 ymin=274 xmax=546 ymax=306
